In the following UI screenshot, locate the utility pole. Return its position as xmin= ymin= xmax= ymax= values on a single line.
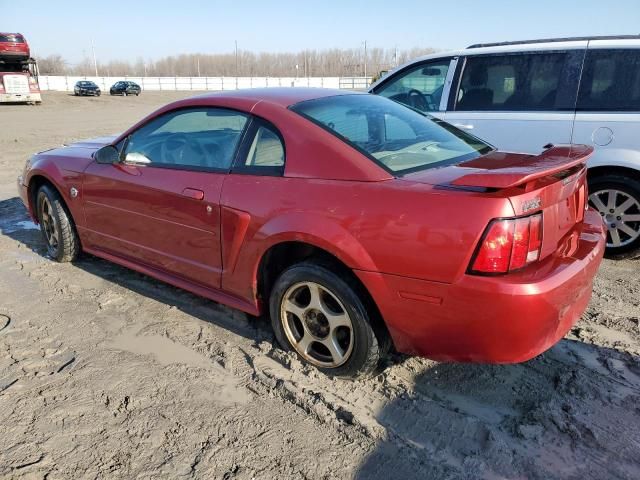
xmin=91 ymin=38 xmax=98 ymax=77
xmin=197 ymin=56 xmax=201 ymax=77
xmin=363 ymin=40 xmax=367 ymax=78
xmin=235 ymin=40 xmax=239 ymax=76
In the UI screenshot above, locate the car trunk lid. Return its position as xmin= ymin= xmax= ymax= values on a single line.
xmin=402 ymin=145 xmax=594 ymax=261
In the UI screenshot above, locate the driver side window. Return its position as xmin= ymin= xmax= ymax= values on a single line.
xmin=125 ymin=107 xmax=248 ymax=170
xmin=375 ymin=59 xmax=451 ymax=113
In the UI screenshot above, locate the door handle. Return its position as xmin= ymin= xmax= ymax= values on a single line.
xmin=182 ymin=188 xmax=205 ymax=200
xmin=453 ymin=123 xmax=474 ymax=130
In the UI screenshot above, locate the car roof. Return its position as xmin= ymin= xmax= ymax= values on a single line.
xmin=368 ymin=34 xmax=640 ymax=91
xmin=193 ymin=87 xmax=364 ymax=108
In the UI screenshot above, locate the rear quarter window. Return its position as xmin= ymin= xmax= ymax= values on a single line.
xmin=577 ymin=49 xmax=640 ymax=111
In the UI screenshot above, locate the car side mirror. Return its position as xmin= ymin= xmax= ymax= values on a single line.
xmin=123 ymin=152 xmax=151 ymax=166
xmin=94 ymin=145 xmax=120 ymax=164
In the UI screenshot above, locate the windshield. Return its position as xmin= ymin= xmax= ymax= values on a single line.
xmin=78 ymin=81 xmax=96 ymax=87
xmin=0 ymin=34 xmax=25 ymax=43
xmin=291 ymin=94 xmax=493 ymax=174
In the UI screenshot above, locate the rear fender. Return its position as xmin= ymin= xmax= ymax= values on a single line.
xmin=223 ymin=211 xmax=379 ymax=307
xmin=586 ymin=147 xmax=640 ymax=173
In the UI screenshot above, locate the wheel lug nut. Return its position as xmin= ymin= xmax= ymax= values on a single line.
xmin=609 ymin=209 xmax=615 ymax=213
xmin=617 ymin=216 xmax=621 ymax=221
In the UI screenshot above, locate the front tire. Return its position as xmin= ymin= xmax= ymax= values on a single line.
xmin=588 ymin=174 xmax=640 ymax=259
xmin=269 ymin=262 xmax=382 ymax=378
xmin=36 ymin=185 xmax=80 ymax=262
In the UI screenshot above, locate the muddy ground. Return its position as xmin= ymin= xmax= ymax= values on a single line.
xmin=0 ymin=92 xmax=639 ymax=479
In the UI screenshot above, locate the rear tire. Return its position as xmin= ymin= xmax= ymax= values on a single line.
xmin=36 ymin=185 xmax=80 ymax=262
xmin=588 ymin=174 xmax=640 ymax=259
xmin=269 ymin=262 xmax=383 ymax=378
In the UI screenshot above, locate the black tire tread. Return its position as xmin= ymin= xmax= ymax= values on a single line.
xmin=269 ymin=261 xmax=384 ymax=379
xmin=38 ymin=185 xmax=79 ymax=263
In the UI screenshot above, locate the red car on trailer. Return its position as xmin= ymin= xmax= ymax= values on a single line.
xmin=17 ymin=88 xmax=605 ymax=377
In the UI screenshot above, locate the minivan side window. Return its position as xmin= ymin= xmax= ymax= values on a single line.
xmin=455 ymin=53 xmax=569 ymax=111
xmin=577 ymin=49 xmax=640 ymax=111
xmin=374 ymin=59 xmax=451 ymax=113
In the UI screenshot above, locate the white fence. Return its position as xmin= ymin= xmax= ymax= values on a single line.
xmin=38 ymin=76 xmax=372 ymax=92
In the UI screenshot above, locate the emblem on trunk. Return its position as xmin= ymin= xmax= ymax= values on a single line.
xmin=522 ymin=197 xmax=541 ymax=213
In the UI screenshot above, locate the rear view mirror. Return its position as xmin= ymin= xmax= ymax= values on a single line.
xmin=94 ymin=145 xmax=120 ymax=164
xmin=422 ymin=67 xmax=442 ymax=76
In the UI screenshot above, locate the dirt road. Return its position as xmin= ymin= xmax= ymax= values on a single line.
xmin=1 ymin=92 xmax=639 ymax=479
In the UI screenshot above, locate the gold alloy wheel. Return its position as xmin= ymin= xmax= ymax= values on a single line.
xmin=280 ymin=281 xmax=354 ymax=368
xmin=38 ymin=195 xmax=59 ymax=251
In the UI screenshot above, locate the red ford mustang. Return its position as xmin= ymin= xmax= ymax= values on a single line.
xmin=17 ymin=88 xmax=606 ymax=378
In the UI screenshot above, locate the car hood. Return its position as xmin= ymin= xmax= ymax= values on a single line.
xmin=33 ymin=135 xmax=119 ymax=172
xmin=66 ymin=135 xmax=118 ymax=149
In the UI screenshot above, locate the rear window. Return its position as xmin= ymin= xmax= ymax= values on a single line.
xmin=291 ymin=94 xmax=492 ymax=174
xmin=0 ymin=34 xmax=25 ymax=43
xmin=577 ymin=49 xmax=640 ymax=111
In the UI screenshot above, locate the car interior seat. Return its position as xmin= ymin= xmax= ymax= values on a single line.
xmin=457 ymin=66 xmax=493 ymax=110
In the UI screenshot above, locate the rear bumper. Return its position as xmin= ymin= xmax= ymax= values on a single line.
xmin=356 ymin=209 xmax=606 ymax=363
xmin=0 ymin=92 xmax=41 ymax=103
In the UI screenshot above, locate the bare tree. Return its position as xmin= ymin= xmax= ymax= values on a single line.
xmin=36 ymin=54 xmax=68 ymax=75
xmin=35 ymin=46 xmax=438 ymax=77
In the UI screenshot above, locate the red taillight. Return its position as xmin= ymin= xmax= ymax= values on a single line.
xmin=470 ymin=213 xmax=543 ymax=274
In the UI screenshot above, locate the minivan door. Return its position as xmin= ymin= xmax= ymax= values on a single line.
xmin=572 ymin=42 xmax=640 ymax=250
xmin=443 ymin=48 xmax=585 ymax=154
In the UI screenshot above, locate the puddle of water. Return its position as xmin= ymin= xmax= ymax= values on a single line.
xmin=15 ymin=221 xmax=40 ymax=231
xmin=109 ymin=327 xmax=249 ymax=404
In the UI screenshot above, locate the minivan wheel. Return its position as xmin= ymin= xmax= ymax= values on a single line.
xmin=588 ymin=174 xmax=640 ymax=259
xmin=36 ymin=185 xmax=80 ymax=262
xmin=269 ymin=262 xmax=382 ymax=378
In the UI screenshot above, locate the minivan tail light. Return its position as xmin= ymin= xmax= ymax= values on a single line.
xmin=470 ymin=213 xmax=543 ymax=274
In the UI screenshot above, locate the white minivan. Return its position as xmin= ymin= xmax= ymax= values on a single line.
xmin=369 ymin=36 xmax=640 ymax=258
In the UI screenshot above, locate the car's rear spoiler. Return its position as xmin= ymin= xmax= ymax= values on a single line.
xmin=451 ymin=145 xmax=593 ymax=189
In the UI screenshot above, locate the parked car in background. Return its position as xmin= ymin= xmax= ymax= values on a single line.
xmin=74 ymin=81 xmax=101 ymax=96
xmin=370 ymin=35 xmax=640 ymax=258
xmin=0 ymin=32 xmax=30 ymax=61
xmin=17 ymin=88 xmax=605 ymax=377
xmin=110 ymin=81 xmax=141 ymax=96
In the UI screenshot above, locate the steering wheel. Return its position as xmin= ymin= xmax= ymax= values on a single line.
xmin=406 ymin=89 xmax=432 ymax=112
xmin=160 ymin=133 xmax=206 ymax=165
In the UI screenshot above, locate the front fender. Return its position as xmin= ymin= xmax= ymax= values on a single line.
xmin=25 ymin=157 xmax=86 ymax=228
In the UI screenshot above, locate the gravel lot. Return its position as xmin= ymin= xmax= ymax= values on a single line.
xmin=0 ymin=92 xmax=639 ymax=479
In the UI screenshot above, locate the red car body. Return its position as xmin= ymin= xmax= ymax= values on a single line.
xmin=0 ymin=33 xmax=30 ymax=61
xmin=17 ymin=88 xmax=606 ymax=363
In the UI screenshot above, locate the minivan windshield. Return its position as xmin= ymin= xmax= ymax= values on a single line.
xmin=291 ymin=94 xmax=493 ymax=174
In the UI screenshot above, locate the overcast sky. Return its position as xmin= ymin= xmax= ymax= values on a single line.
xmin=4 ymin=0 xmax=640 ymax=64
